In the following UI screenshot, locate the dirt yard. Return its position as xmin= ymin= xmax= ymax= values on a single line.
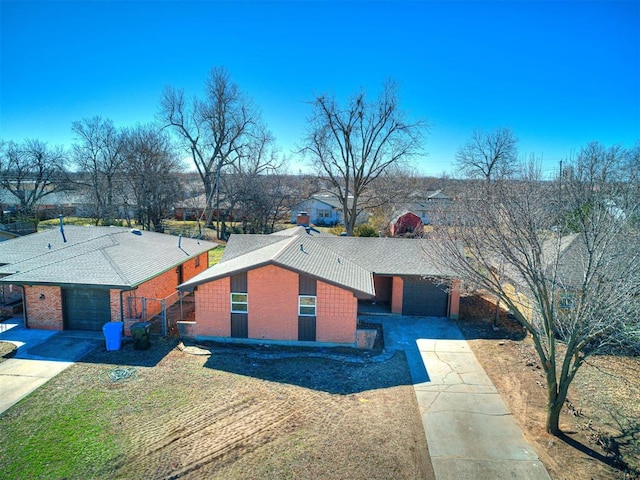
xmin=0 ymin=341 xmax=16 ymax=363
xmin=458 ymin=295 xmax=640 ymax=480
xmin=0 ymin=337 xmax=433 ymax=480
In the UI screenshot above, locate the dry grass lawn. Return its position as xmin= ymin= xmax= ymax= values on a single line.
xmin=458 ymin=295 xmax=640 ymax=480
xmin=0 ymin=337 xmax=433 ymax=479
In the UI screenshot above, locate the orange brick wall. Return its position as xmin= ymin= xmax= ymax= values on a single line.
xmin=22 ymin=253 xmax=212 ymax=332
xmin=121 ymin=253 xmax=211 ymax=319
xmin=448 ymin=279 xmax=461 ymax=319
xmin=247 ymin=265 xmax=299 ymax=341
xmin=373 ymin=275 xmax=392 ymax=302
xmin=193 ymin=264 xmax=358 ymax=344
xmin=194 ymin=278 xmax=231 ymax=337
xmin=24 ymin=286 xmax=63 ymax=330
xmin=182 ymin=252 xmax=211 ymax=281
xmin=391 ymin=276 xmax=403 ymax=313
xmin=316 ymin=281 xmax=357 ymax=343
xmin=110 ymin=290 xmax=122 ymax=321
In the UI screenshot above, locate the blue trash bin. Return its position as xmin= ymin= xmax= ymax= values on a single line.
xmin=103 ymin=322 xmax=124 ymax=351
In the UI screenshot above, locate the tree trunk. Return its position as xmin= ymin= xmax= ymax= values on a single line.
xmin=545 ymin=381 xmax=568 ymax=435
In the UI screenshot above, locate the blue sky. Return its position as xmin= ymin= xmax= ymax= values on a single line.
xmin=1 ymin=0 xmax=638 ymax=177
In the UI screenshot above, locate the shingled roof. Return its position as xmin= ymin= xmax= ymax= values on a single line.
xmin=0 ymin=226 xmax=218 ymax=289
xmin=179 ymin=227 xmax=456 ymax=296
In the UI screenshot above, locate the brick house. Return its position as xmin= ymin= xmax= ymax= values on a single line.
xmin=0 ymin=226 xmax=217 ymax=333
xmin=178 ymin=227 xmax=460 ymax=347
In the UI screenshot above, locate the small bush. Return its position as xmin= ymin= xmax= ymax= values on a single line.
xmin=354 ymin=224 xmax=379 ymax=237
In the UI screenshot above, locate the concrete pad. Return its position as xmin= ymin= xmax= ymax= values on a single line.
xmin=0 ymin=321 xmax=58 ymax=351
xmin=0 ymin=375 xmax=50 ymax=413
xmin=418 ymin=390 xmax=511 ymax=416
xmin=414 ymin=382 xmax=497 ymax=395
xmin=20 ymin=335 xmax=100 ymax=362
xmin=0 ymin=319 xmax=102 ymax=415
xmin=0 ymin=358 xmax=74 ymax=413
xmin=430 ymin=458 xmax=552 ymax=480
xmin=379 ymin=315 xmax=552 ymax=480
xmin=425 ymin=410 xmax=537 ymax=460
xmin=0 ymin=358 xmax=73 ymax=377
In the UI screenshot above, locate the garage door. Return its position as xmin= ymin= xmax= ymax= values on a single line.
xmin=402 ymin=277 xmax=448 ymax=316
xmin=62 ymin=288 xmax=112 ymax=330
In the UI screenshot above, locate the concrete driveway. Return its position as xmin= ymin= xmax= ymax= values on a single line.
xmin=378 ymin=315 xmax=552 ymax=480
xmin=0 ymin=318 xmax=102 ymax=414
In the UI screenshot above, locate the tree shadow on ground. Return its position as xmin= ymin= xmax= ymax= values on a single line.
xmin=558 ymin=432 xmax=638 ymax=476
xmin=78 ymin=336 xmax=178 ymax=368
xmin=200 ymin=342 xmax=413 ymax=395
xmin=564 ymin=417 xmax=640 ymax=477
xmin=457 ymin=294 xmax=527 ymax=341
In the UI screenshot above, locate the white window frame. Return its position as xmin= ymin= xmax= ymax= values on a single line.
xmin=231 ymin=292 xmax=248 ymax=313
xmin=317 ymin=209 xmax=332 ymax=219
xmin=298 ymin=295 xmax=317 ymax=317
xmin=559 ymin=292 xmax=576 ymax=309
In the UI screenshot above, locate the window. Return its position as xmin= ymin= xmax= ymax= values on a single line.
xmin=194 ymin=255 xmax=200 ymax=268
xmin=559 ymin=293 xmax=576 ymax=309
xmin=318 ymin=209 xmax=331 ymax=219
xmin=231 ymin=293 xmax=248 ymax=313
xmin=298 ymin=295 xmax=317 ymax=316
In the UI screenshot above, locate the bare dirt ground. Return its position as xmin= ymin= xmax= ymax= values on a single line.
xmin=7 ymin=337 xmax=433 ymax=479
xmin=0 ymin=341 xmax=16 ymax=363
xmin=458 ymin=295 xmax=640 ymax=480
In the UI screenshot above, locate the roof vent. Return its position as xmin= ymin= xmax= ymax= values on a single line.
xmin=131 ymin=229 xmax=142 ymax=236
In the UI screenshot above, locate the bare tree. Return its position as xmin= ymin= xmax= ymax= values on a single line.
xmin=367 ymin=165 xmax=423 ymax=235
xmin=429 ymin=144 xmax=640 ymax=435
xmin=121 ymin=124 xmax=185 ymax=232
xmin=0 ymin=139 xmax=69 ymax=219
xmin=222 ymin=127 xmax=287 ymax=235
xmin=160 ymin=67 xmax=262 ymax=237
xmin=71 ymin=116 xmax=126 ymax=225
xmin=455 ymin=127 xmax=518 ymax=182
xmin=302 ymin=80 xmax=426 ymax=235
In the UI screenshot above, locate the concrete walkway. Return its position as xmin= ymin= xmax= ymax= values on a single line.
xmin=0 ymin=318 xmax=102 ymax=414
xmin=378 ymin=315 xmax=551 ymax=480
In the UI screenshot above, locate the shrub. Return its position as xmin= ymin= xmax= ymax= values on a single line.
xmin=354 ymin=224 xmax=379 ymax=237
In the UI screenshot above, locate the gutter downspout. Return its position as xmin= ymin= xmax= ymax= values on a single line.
xmin=20 ymin=286 xmax=28 ymax=329
xmin=119 ymin=290 xmax=125 ymax=322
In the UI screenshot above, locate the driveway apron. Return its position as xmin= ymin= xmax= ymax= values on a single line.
xmin=379 ymin=315 xmax=552 ymax=480
xmin=0 ymin=318 xmax=101 ymax=414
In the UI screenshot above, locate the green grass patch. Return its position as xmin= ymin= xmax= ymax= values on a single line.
xmin=208 ymin=245 xmax=225 ymax=266
xmin=0 ymin=387 xmax=123 ymax=479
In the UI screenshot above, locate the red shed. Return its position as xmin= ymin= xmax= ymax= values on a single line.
xmin=390 ymin=211 xmax=424 ymax=237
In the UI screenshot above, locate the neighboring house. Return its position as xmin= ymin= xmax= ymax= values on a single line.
xmin=177 ymin=226 xmax=460 ymax=347
xmin=0 ymin=222 xmax=35 ymax=242
xmin=289 ymin=191 xmax=368 ymax=226
xmin=0 ymin=189 xmax=135 ymax=221
xmin=396 ymin=190 xmax=453 ymax=226
xmin=496 ymin=233 xmax=609 ymax=320
xmin=388 ymin=190 xmax=453 ymax=236
xmin=0 ymin=226 xmax=217 ymax=333
xmin=173 ymin=193 xmax=233 ymax=222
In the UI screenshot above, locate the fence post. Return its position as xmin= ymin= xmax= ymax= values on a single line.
xmin=161 ymin=299 xmax=167 ymax=336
